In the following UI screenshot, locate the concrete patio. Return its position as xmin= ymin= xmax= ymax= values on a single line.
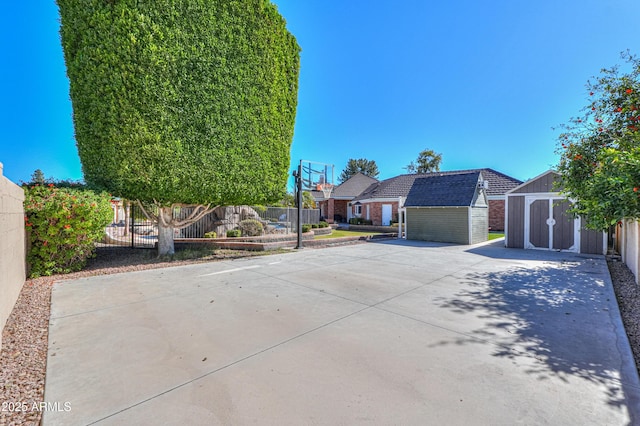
xmin=43 ymin=240 xmax=640 ymax=425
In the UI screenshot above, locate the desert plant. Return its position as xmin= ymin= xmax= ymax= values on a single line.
xmin=226 ymin=229 xmax=241 ymax=238
xmin=24 ymin=184 xmax=112 ymax=277
xmin=238 ymin=219 xmax=264 ymax=237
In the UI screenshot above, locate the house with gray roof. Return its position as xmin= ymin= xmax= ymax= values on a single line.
xmin=313 ymin=172 xmax=378 ymax=223
xmin=404 ymin=171 xmax=488 ymax=244
xmin=349 ymin=168 xmax=521 ymax=230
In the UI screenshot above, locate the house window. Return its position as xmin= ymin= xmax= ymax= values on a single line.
xmin=354 ymin=204 xmax=362 ymax=216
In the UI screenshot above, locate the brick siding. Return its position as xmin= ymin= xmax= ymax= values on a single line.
xmin=488 ymin=199 xmax=505 ymax=231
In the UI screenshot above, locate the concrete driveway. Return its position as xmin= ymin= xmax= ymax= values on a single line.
xmin=43 ymin=240 xmax=640 ymax=425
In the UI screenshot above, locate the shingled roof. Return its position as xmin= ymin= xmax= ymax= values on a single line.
xmin=353 ymin=168 xmax=521 ymax=201
xmin=352 ymin=174 xmax=419 ymax=201
xmin=311 ymin=172 xmax=378 ymax=200
xmin=333 ymin=173 xmax=379 ymax=198
xmin=404 ymin=171 xmax=482 ymax=207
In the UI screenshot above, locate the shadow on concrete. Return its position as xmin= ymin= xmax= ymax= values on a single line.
xmin=370 ymin=238 xmax=594 ymax=262
xmin=368 ymin=238 xmax=458 ymax=249
xmin=466 ymin=239 xmax=603 ymax=262
xmin=428 ymin=257 xmax=640 ymax=422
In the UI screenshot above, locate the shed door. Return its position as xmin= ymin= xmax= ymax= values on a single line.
xmin=524 ymin=197 xmax=578 ymax=252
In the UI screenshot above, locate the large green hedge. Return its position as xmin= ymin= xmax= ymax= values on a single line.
xmin=57 ymin=0 xmax=300 ymax=206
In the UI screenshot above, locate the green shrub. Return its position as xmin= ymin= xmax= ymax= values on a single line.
xmin=204 ymin=231 xmax=217 ymax=238
xmin=238 ymin=219 xmax=264 ymax=236
xmin=319 ymin=221 xmax=329 ymax=228
xmin=311 ymin=223 xmax=319 ymax=229
xmin=252 ymin=205 xmax=267 ymax=215
xmin=226 ymin=229 xmax=241 ymax=238
xmin=349 ymin=218 xmax=372 ymax=225
xmin=24 ymin=184 xmax=112 ymax=277
xmin=301 ymin=224 xmax=312 ymax=233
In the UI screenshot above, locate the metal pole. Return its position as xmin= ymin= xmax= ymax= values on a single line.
xmin=295 ymin=163 xmax=303 ymax=249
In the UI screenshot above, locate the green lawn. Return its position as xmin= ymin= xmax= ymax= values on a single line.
xmin=314 ymin=229 xmax=382 ymax=240
xmin=315 ymin=229 xmax=503 ymax=241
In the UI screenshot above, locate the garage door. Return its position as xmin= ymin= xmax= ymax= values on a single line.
xmin=524 ymin=197 xmax=578 ymax=252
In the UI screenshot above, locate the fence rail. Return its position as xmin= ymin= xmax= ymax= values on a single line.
xmin=103 ymin=204 xmax=320 ymax=248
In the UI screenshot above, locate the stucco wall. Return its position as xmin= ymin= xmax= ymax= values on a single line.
xmin=0 ymin=163 xmax=26 ymax=351
xmin=620 ymin=219 xmax=640 ymax=284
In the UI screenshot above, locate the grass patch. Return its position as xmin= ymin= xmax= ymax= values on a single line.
xmin=488 ymin=232 xmax=505 ymax=240
xmin=314 ymin=229 xmax=382 ymax=240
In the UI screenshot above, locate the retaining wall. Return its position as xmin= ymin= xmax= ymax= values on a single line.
xmin=0 ymin=163 xmax=26 ymax=351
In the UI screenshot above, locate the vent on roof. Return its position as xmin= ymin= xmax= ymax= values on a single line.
xmin=477 ymin=180 xmax=489 ymax=189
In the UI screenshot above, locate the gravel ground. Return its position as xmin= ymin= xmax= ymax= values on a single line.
xmin=1 ymin=249 xmax=640 ymax=425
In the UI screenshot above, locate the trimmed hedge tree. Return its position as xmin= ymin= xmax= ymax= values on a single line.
xmin=57 ymin=0 xmax=300 ymax=254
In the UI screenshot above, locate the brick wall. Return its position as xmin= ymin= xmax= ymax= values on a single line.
xmin=360 ymin=201 xmax=399 ymax=226
xmin=488 ymin=199 xmax=505 ymax=231
xmin=0 ymin=163 xmax=26 ymax=351
xmin=333 ymin=200 xmax=348 ymax=222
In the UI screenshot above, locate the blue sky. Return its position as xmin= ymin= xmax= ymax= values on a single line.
xmin=1 ymin=1 xmax=639 ymax=190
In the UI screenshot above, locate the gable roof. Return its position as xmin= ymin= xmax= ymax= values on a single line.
xmin=404 ymin=171 xmax=482 ymax=207
xmin=333 ymin=172 xmax=379 ymax=198
xmin=353 ymin=168 xmax=521 ymax=201
xmin=506 ymin=169 xmax=561 ymax=194
xmin=353 ymin=174 xmax=420 ymax=202
xmin=310 ymin=172 xmax=378 ymax=200
xmin=468 ymin=168 xmax=522 ymax=196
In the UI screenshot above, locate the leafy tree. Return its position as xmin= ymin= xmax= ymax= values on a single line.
xmin=557 ymin=52 xmax=640 ymax=230
xmin=278 ymin=192 xmax=296 ymax=207
xmin=338 ymin=158 xmax=380 ymax=183
xmin=29 ymin=169 xmax=47 ymax=185
xmin=25 ymin=169 xmax=85 ymax=188
xmin=277 ymin=191 xmax=315 ymax=208
xmin=302 ymin=191 xmax=316 ymax=209
xmin=57 ymin=0 xmax=300 ymax=254
xmin=405 ymin=149 xmax=442 ymax=173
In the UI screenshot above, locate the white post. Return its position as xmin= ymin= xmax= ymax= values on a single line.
xmin=398 ymin=196 xmax=403 ymax=239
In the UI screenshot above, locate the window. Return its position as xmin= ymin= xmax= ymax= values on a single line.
xmin=354 ymin=204 xmax=362 ymax=216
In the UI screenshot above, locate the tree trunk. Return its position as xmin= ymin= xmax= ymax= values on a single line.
xmin=124 ymin=201 xmax=130 ymax=236
xmin=157 ymin=207 xmax=175 ymax=256
xmin=135 ymin=201 xmax=217 ymax=257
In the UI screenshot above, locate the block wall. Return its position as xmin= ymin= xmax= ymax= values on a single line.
xmin=0 ymin=163 xmax=26 ymax=351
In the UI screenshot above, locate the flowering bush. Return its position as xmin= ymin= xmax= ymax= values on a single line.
xmin=24 ymin=185 xmax=112 ymax=277
xmin=557 ymin=52 xmax=640 ymax=230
